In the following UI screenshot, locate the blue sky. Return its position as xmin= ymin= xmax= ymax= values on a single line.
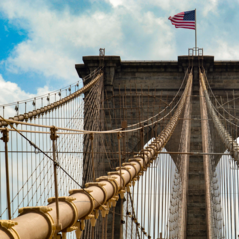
xmin=0 ymin=0 xmax=239 ymax=104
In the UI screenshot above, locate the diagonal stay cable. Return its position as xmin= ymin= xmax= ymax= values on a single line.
xmin=0 ymin=70 xmax=192 ymax=223
xmin=0 ymin=115 xmax=142 ymax=219
xmin=0 ymin=81 xmax=187 ymax=135
xmin=0 ymin=72 xmax=103 ymax=127
xmin=0 ymin=69 xmax=189 ymax=134
xmin=202 ymin=67 xmax=239 ymax=126
xmin=114 ymin=68 xmax=189 ymax=130
xmin=0 ymin=67 xmax=102 ymax=107
xmin=0 ymin=115 xmax=92 ymax=199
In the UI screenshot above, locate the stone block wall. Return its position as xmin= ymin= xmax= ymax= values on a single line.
xmin=76 ymin=55 xmax=239 ymax=238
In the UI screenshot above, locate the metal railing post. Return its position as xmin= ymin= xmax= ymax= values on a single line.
xmin=1 ymin=129 xmax=11 ymax=219
xmin=121 ymin=120 xmax=127 ymax=163
xmin=105 ymin=208 xmax=108 ymax=239
xmin=90 ymin=133 xmax=96 ymax=181
xmin=50 ymin=126 xmax=61 ymax=234
xmin=111 ymin=205 xmax=116 ymax=239
xmin=117 ymin=132 xmax=124 ymax=239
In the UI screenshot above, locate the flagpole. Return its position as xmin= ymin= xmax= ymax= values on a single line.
xmin=195 ymin=8 xmax=197 ymax=55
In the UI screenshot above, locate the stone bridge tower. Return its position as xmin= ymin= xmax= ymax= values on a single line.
xmin=76 ymin=54 xmax=239 ymax=238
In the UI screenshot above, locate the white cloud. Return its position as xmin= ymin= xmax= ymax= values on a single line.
xmin=6 ymin=42 xmax=78 ymax=80
xmin=210 ymin=41 xmax=239 ymax=60
xmin=98 ymin=1 xmax=176 ymax=59
xmin=0 ymin=0 xmax=123 ymax=81
xmin=36 ymin=85 xmax=50 ymax=95
xmin=0 ymin=0 xmax=178 ymax=74
xmin=0 ymin=0 xmax=223 ymax=83
xmin=0 ymin=74 xmax=51 ymax=118
xmin=4 ymin=25 xmax=9 ymax=32
xmin=0 ymin=74 xmax=51 ymax=105
xmin=203 ymin=0 xmax=219 ymax=16
xmin=105 ymin=0 xmax=125 ymax=8
xmin=140 ymin=12 xmax=175 ymax=59
xmin=0 ymin=74 xmax=34 ymax=104
xmin=105 ymin=0 xmax=218 ymax=15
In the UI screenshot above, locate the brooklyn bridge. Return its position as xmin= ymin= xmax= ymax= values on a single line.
xmin=0 ymin=49 xmax=238 ymax=239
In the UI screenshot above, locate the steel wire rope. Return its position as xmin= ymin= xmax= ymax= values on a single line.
xmin=0 ymin=115 xmax=103 ymax=206
xmin=1 ymin=118 xmax=128 ymax=228
xmin=112 ymin=68 xmax=189 ymax=130
xmin=0 ymin=70 xmax=193 ymax=227
xmin=0 ymin=69 xmax=190 ymax=134
xmin=2 ymin=94 xmax=86 ymax=215
xmin=0 ymin=71 xmax=103 ymax=129
xmin=202 ymin=68 xmax=239 ymax=119
xmin=208 ymin=108 xmax=223 ymax=237
xmin=82 ymin=76 xmax=104 ymax=183
xmin=98 ymin=133 xmax=114 ymax=169
xmin=83 ymin=78 xmax=102 ymax=129
xmin=0 ymin=67 xmax=102 ymax=107
xmin=200 ymin=70 xmax=239 ymax=165
xmin=165 ymin=72 xmax=192 ymax=235
xmin=73 ymin=85 xmax=99 ymax=183
xmin=0 ymin=140 xmax=51 ymax=217
xmin=168 ymin=89 xmax=191 ymax=237
xmin=43 ymin=106 xmax=79 ymax=200
xmin=202 ymin=67 xmax=239 ymax=126
xmin=81 ymin=74 xmax=185 ymax=133
xmin=11 ymin=155 xmax=53 ymax=216
xmin=165 ymin=72 xmax=192 ymax=238
xmin=86 ymin=69 xmax=186 ymax=132
xmin=57 ymin=93 xmax=91 ymax=179
xmin=128 ymin=191 xmax=142 ymax=238
xmin=131 ymin=177 xmax=134 ymax=239
xmin=217 ymin=96 xmax=239 ymax=111
xmin=36 ymin=107 xmax=84 ymax=205
xmin=13 ymin=80 xmax=90 ymax=200
xmin=0 ymin=115 xmax=149 ymax=222
xmin=201 ymin=77 xmax=226 ymax=238
xmin=0 ymin=80 xmax=188 ymax=135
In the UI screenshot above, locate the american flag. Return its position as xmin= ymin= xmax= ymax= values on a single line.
xmin=168 ymin=10 xmax=195 ymax=30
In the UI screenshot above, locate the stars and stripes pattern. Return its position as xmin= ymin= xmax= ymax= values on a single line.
xmin=168 ymin=10 xmax=195 ymax=30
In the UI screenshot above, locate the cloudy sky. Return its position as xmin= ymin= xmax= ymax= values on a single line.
xmin=0 ymin=0 xmax=238 ymax=104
